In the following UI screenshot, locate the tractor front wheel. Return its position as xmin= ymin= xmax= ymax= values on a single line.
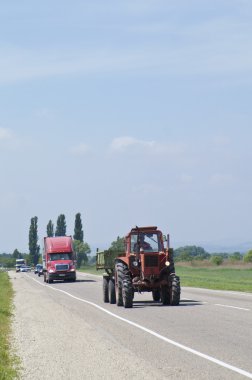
xmin=122 ymin=275 xmax=133 ymax=308
xmin=115 ymin=263 xmax=124 ymax=306
xmin=169 ymin=275 xmax=180 ymax=306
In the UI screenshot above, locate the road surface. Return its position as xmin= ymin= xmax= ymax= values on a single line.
xmin=9 ymin=271 xmax=252 ymax=380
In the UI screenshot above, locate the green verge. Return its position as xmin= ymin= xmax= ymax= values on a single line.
xmin=0 ymin=272 xmax=19 ymax=380
xmin=79 ymin=265 xmax=99 ymax=275
xmin=80 ymin=265 xmax=252 ymax=293
xmin=176 ymin=266 xmax=252 ymax=292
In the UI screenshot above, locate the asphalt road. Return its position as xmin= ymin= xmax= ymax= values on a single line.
xmin=10 ymin=271 xmax=252 ymax=380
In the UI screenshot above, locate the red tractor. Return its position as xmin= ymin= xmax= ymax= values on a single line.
xmin=96 ymin=226 xmax=180 ymax=308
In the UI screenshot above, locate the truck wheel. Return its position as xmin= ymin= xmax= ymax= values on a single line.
xmin=152 ymin=288 xmax=161 ymax=302
xmin=103 ymin=277 xmax=109 ymax=303
xmin=115 ymin=263 xmax=124 ymax=306
xmin=169 ymin=275 xmax=180 ymax=306
xmin=108 ymin=279 xmax=116 ymax=304
xmin=161 ymin=285 xmax=169 ymax=305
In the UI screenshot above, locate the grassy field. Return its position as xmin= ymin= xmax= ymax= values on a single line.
xmin=0 ymin=272 xmax=19 ymax=380
xmin=176 ymin=266 xmax=252 ymax=292
xmin=80 ymin=264 xmax=252 ymax=293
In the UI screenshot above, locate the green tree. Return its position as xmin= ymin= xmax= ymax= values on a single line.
xmin=73 ymin=213 xmax=83 ymax=242
xmin=74 ymin=240 xmax=91 ymax=268
xmin=244 ymin=250 xmax=252 ymax=263
xmin=47 ymin=220 xmax=54 ymax=237
xmin=29 ymin=216 xmax=40 ymax=266
xmin=12 ymin=249 xmax=22 ymax=259
xmin=174 ymin=246 xmax=210 ymax=261
xmin=229 ymin=251 xmax=242 ymax=262
xmin=55 ymin=214 xmax=67 ymax=236
xmin=109 ymin=236 xmax=125 ymax=252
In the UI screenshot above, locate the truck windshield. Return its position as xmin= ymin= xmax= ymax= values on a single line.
xmin=49 ymin=253 xmax=72 ymax=261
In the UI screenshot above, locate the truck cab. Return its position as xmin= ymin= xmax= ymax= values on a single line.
xmin=43 ymin=236 xmax=76 ymax=283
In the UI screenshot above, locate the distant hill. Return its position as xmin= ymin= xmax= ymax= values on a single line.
xmin=173 ymin=240 xmax=252 ymax=254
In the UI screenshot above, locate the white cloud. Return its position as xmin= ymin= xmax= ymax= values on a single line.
xmin=110 ymin=136 xmax=154 ymax=151
xmin=69 ymin=143 xmax=90 ymax=156
xmin=131 ymin=183 xmax=164 ymax=195
xmin=110 ymin=136 xmax=186 ymax=157
xmin=0 ymin=127 xmax=13 ymax=140
xmin=0 ymin=128 xmax=33 ymax=151
xmin=209 ymin=173 xmax=234 ymax=185
xmin=211 ymin=135 xmax=231 ymax=147
xmin=178 ymin=174 xmax=193 ymax=184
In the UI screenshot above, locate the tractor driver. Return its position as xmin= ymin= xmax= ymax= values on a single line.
xmin=134 ymin=233 xmax=152 ymax=252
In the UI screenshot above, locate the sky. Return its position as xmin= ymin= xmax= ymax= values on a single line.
xmin=1 ymin=0 xmax=252 ymax=254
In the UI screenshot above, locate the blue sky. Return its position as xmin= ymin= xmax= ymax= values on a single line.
xmin=1 ymin=0 xmax=252 ymax=253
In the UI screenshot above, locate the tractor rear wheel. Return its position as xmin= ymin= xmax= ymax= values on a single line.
xmin=103 ymin=277 xmax=109 ymax=303
xmin=152 ymin=288 xmax=161 ymax=302
xmin=108 ymin=278 xmax=116 ymax=304
xmin=169 ymin=275 xmax=180 ymax=306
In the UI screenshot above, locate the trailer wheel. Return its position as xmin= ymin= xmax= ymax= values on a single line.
xmin=103 ymin=277 xmax=109 ymax=303
xmin=169 ymin=275 xmax=180 ymax=306
xmin=108 ymin=279 xmax=116 ymax=304
xmin=152 ymin=288 xmax=161 ymax=302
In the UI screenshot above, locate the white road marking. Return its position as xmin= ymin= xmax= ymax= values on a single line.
xmin=215 ymin=303 xmax=250 ymax=311
xmin=27 ymin=275 xmax=252 ymax=379
xmin=183 ymin=287 xmax=252 ymax=298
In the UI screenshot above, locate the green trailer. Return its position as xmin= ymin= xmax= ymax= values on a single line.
xmin=96 ymin=249 xmax=125 ymax=304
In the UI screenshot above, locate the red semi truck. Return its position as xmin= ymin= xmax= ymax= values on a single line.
xmin=43 ymin=236 xmax=77 ymax=283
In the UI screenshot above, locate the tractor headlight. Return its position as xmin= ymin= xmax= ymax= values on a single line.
xmin=132 ymin=261 xmax=138 ymax=267
xmin=165 ymin=261 xmax=170 ymax=267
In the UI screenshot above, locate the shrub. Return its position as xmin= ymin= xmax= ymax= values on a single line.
xmin=211 ymin=255 xmax=224 ymax=266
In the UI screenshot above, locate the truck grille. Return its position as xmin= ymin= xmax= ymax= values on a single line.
xmin=55 ymin=264 xmax=69 ymax=271
xmin=145 ymin=255 xmax=158 ymax=267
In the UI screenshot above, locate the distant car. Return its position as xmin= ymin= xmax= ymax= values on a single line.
xmin=35 ymin=264 xmax=43 ymax=274
xmin=20 ymin=265 xmax=31 ymax=272
xmin=38 ymin=266 xmax=43 ymax=277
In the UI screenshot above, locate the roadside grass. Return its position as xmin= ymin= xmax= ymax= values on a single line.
xmin=79 ymin=265 xmax=99 ymax=276
xmin=176 ymin=266 xmax=252 ymax=292
xmin=80 ymin=264 xmax=252 ymax=293
xmin=0 ymin=272 xmax=19 ymax=380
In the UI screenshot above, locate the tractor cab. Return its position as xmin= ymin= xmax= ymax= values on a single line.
xmin=126 ymin=226 xmax=165 ymax=254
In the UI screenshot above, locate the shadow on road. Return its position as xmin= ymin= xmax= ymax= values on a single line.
xmin=132 ymin=299 xmax=204 ymax=308
xmin=48 ymin=279 xmax=97 ymax=285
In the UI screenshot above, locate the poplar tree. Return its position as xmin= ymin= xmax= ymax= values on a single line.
xmin=29 ymin=216 xmax=40 ymax=265
xmin=47 ymin=220 xmax=54 ymax=237
xmin=55 ymin=214 xmax=67 ymax=236
xmin=73 ymin=213 xmax=83 ymax=242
